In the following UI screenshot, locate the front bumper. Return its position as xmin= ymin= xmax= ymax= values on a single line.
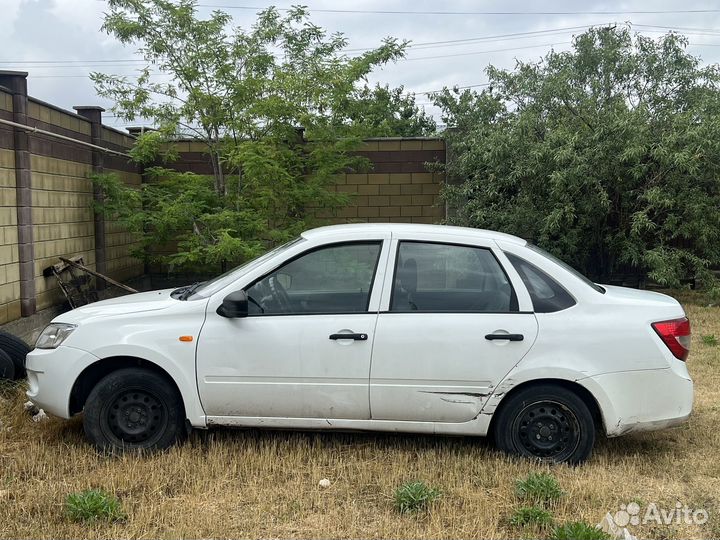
xmin=586 ymin=365 xmax=693 ymax=437
xmin=25 ymin=345 xmax=100 ymax=419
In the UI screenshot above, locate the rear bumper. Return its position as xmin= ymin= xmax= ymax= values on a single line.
xmin=585 ymin=365 xmax=693 ymax=437
xmin=25 ymin=345 xmax=100 ymax=419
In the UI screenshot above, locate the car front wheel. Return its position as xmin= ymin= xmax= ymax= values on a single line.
xmin=83 ymin=368 xmax=187 ymax=452
xmin=493 ymin=384 xmax=595 ymax=464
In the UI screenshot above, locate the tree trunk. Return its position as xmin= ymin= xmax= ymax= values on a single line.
xmin=209 ymin=152 xmax=225 ymax=196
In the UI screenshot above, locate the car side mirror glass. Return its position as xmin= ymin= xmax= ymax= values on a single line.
xmin=217 ymin=290 xmax=249 ymax=318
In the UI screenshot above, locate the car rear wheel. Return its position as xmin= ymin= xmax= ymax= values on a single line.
xmin=83 ymin=368 xmax=187 ymax=452
xmin=493 ymin=384 xmax=595 ymax=464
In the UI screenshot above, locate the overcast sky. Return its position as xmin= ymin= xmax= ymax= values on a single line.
xmin=2 ymin=0 xmax=720 ymax=131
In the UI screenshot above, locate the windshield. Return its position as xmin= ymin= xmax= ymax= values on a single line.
xmin=527 ymin=244 xmax=605 ymax=294
xmin=187 ymin=237 xmax=306 ymax=299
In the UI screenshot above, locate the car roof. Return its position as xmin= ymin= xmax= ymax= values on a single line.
xmin=302 ymin=223 xmax=527 ymax=245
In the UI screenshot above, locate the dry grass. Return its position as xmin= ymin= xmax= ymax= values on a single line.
xmin=1 ymin=293 xmax=719 ymax=539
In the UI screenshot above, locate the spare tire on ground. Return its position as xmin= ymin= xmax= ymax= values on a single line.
xmin=0 ymin=331 xmax=31 ymax=380
xmin=0 ymin=349 xmax=15 ymax=381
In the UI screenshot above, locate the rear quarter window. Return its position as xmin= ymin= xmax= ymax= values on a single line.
xmin=505 ymin=252 xmax=576 ymax=313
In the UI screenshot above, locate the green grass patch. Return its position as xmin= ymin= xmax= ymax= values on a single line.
xmin=509 ymin=505 xmax=554 ymax=529
xmin=515 ymin=472 xmax=563 ymax=505
xmin=65 ymin=489 xmax=125 ymax=523
xmin=393 ymin=481 xmax=441 ymax=514
xmin=701 ymin=334 xmax=718 ymax=346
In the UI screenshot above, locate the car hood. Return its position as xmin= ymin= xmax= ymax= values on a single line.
xmin=600 ymin=285 xmax=682 ymax=308
xmin=57 ymin=288 xmax=179 ymax=322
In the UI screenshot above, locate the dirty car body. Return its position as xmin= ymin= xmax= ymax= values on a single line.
xmin=25 ymin=224 xmax=693 ymax=463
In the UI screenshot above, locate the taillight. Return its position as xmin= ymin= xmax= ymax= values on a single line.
xmin=652 ymin=317 xmax=691 ymax=361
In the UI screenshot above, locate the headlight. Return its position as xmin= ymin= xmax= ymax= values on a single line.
xmin=35 ymin=323 xmax=77 ymax=349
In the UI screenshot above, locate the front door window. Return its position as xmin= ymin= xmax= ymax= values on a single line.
xmin=246 ymin=242 xmax=382 ymax=314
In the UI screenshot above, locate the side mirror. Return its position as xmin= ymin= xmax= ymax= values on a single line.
xmin=217 ymin=290 xmax=249 ymax=318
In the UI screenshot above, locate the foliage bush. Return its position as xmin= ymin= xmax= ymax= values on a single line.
xmin=435 ymin=26 xmax=720 ymax=292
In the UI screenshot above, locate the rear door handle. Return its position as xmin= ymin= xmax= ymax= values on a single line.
xmin=485 ymin=333 xmax=524 ymax=341
xmin=329 ymin=333 xmax=368 ymax=341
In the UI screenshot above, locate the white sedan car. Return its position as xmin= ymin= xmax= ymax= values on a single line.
xmin=25 ymin=224 xmax=693 ymax=463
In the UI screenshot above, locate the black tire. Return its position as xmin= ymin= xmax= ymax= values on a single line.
xmin=0 ymin=330 xmax=30 ymax=379
xmin=0 ymin=349 xmax=15 ymax=381
xmin=492 ymin=384 xmax=595 ymax=465
xmin=83 ymin=368 xmax=187 ymax=452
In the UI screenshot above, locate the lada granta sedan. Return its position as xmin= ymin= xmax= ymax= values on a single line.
xmin=25 ymin=224 xmax=693 ymax=464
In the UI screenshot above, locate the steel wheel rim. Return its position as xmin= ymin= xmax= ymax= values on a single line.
xmin=511 ymin=399 xmax=581 ymax=461
xmin=101 ymin=387 xmax=168 ymax=447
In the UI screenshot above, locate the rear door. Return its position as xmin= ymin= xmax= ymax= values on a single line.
xmin=369 ymin=234 xmax=538 ymax=423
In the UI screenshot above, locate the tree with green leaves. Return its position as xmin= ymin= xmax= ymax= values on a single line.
xmin=435 ymin=26 xmax=720 ymax=291
xmin=334 ymin=84 xmax=436 ymax=137
xmin=92 ymin=0 xmax=420 ymax=271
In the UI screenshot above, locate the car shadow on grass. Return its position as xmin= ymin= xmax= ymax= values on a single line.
xmin=46 ymin=408 xmax=683 ymax=466
xmin=192 ymin=424 xmax=496 ymax=453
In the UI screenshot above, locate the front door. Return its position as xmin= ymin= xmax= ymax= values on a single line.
xmin=197 ymin=239 xmax=389 ymax=419
xmin=370 ymin=239 xmax=538 ymax=423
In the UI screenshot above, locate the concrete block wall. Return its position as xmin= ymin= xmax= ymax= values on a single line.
xmin=0 ymin=72 xmax=143 ymax=323
xmin=26 ymin=99 xmax=96 ymax=310
xmin=30 ymin=153 xmax=95 ymax=310
xmin=103 ymin=168 xmax=143 ymax=282
xmin=166 ymin=137 xmax=447 ymax=226
xmin=101 ymin=127 xmax=144 ymax=283
xmin=0 ymin=89 xmax=21 ymax=324
xmin=328 ymin=138 xmax=446 ymax=224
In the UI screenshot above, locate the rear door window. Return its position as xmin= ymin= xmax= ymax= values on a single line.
xmin=390 ymin=241 xmax=517 ymax=312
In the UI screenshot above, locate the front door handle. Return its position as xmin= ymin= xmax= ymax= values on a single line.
xmin=329 ymin=333 xmax=368 ymax=341
xmin=485 ymin=333 xmax=524 ymax=341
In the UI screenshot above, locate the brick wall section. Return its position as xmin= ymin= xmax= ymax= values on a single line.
xmin=28 ymin=107 xmax=147 ymax=310
xmin=30 ymin=153 xmax=95 ymax=310
xmin=165 ymin=138 xmax=447 ymax=225
xmin=100 ymin=127 xmax=144 ymax=283
xmin=103 ymin=167 xmax=143 ymax=282
xmin=170 ymin=141 xmax=213 ymax=174
xmin=0 ymin=89 xmax=21 ymax=324
xmin=328 ymin=138 xmax=445 ymax=224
